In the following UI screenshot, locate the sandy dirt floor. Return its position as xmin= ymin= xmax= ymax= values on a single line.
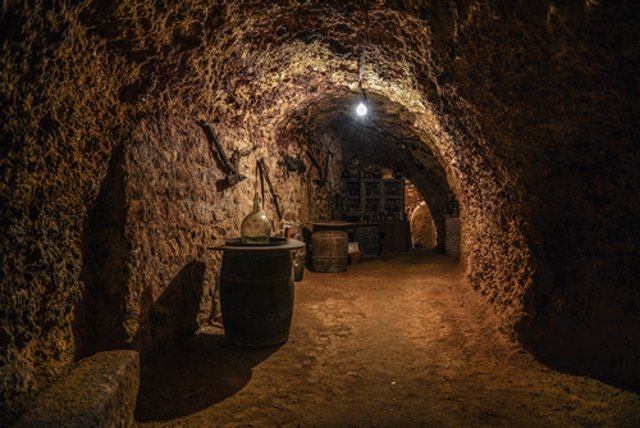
xmin=135 ymin=250 xmax=640 ymax=427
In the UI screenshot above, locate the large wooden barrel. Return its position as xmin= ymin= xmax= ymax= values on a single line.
xmin=311 ymin=230 xmax=348 ymax=272
xmin=220 ymin=249 xmax=294 ymax=347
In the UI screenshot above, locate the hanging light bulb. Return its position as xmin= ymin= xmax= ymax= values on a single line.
xmin=356 ymin=101 xmax=368 ymax=116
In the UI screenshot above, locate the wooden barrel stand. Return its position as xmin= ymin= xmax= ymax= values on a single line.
xmin=212 ymin=239 xmax=304 ymax=347
xmin=311 ymin=230 xmax=348 ymax=272
xmin=309 ymin=222 xmax=352 ymax=273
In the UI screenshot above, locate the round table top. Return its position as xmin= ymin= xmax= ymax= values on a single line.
xmin=209 ymin=238 xmax=305 ymax=252
xmin=308 ymin=221 xmax=353 ymax=228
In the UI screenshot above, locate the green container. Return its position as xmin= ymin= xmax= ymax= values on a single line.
xmin=293 ymin=258 xmax=304 ymax=282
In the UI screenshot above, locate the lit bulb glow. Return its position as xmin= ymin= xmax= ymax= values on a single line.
xmin=356 ymin=102 xmax=368 ymax=116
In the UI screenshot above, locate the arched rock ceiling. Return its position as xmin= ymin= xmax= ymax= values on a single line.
xmin=287 ymin=91 xmax=452 ymax=249
xmin=279 ymin=91 xmax=449 ymax=194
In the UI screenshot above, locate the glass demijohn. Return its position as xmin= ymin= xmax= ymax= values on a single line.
xmin=240 ymin=192 xmax=272 ymax=244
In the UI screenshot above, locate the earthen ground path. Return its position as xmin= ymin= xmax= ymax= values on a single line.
xmin=136 ymin=251 xmax=640 ymax=427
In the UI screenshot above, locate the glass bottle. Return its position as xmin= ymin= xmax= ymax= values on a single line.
xmin=293 ymin=257 xmax=304 ymax=281
xmin=240 ymin=192 xmax=272 ymax=244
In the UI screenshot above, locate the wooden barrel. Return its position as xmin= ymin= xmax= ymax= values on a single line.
xmin=311 ymin=230 xmax=348 ymax=272
xmin=220 ymin=249 xmax=294 ymax=347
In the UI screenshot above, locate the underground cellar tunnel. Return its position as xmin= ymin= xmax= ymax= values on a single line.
xmin=1 ymin=0 xmax=640 ymax=425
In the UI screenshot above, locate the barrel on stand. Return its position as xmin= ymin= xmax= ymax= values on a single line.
xmin=311 ymin=229 xmax=348 ymax=272
xmin=218 ymin=241 xmax=304 ymax=347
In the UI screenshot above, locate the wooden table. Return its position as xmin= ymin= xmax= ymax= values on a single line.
xmin=352 ymin=223 xmax=380 ymax=257
xmin=378 ymin=221 xmax=411 ymax=253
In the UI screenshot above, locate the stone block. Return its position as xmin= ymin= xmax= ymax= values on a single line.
xmin=14 ymin=350 xmax=139 ymax=428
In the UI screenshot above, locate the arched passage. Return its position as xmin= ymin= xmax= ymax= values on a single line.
xmin=410 ymin=202 xmax=437 ymax=249
xmin=279 ymin=92 xmax=454 ymax=252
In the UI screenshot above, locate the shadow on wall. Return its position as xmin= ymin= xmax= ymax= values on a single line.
xmin=519 ymin=176 xmax=640 ymax=393
xmin=137 ymin=260 xmax=205 ymax=356
xmin=524 ymin=312 xmax=640 ymax=394
xmin=521 ymin=266 xmax=640 ymax=394
xmin=74 ymin=145 xmax=131 ymax=359
xmin=135 ymin=333 xmax=277 ymax=422
xmin=74 ymin=145 xmax=206 ymax=360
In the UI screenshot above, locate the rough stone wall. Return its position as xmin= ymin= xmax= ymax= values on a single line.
xmin=413 ymin=206 xmax=437 ymax=249
xmin=0 ymin=1 xmax=343 ymax=421
xmin=424 ymin=1 xmax=640 ymax=386
xmin=1 ymin=2 xmax=134 ymax=421
xmin=106 ymin=116 xmax=220 ymax=355
xmin=406 ymin=184 xmax=437 ymax=250
xmin=445 ymin=217 xmax=461 ymax=258
xmin=405 ymin=183 xmax=423 ymax=216
xmin=84 ymin=114 xmax=338 ymax=358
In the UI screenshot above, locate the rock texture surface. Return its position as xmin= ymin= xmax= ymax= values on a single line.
xmin=405 ymin=183 xmax=438 ymax=249
xmin=1 ymin=0 xmax=639 ymax=423
xmin=411 ymin=205 xmax=436 ymax=249
xmin=14 ymin=350 xmax=139 ymax=428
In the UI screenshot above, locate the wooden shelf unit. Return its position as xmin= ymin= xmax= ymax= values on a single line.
xmin=343 ymin=178 xmax=406 ymax=222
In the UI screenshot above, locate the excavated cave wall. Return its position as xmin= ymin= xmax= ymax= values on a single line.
xmin=0 ymin=1 xmax=343 ymax=422
xmin=425 ymin=1 xmax=640 ymax=387
xmin=1 ymin=2 xmax=132 ymax=421
xmin=406 ymin=185 xmax=437 ymax=249
xmin=76 ymin=113 xmax=339 ymax=359
xmin=411 ymin=205 xmax=437 ymax=249
xmin=1 ymin=0 xmax=639 ymax=422
xmin=400 ymin=163 xmax=448 ymax=251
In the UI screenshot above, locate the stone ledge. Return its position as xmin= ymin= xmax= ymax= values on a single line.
xmin=14 ymin=350 xmax=139 ymax=428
